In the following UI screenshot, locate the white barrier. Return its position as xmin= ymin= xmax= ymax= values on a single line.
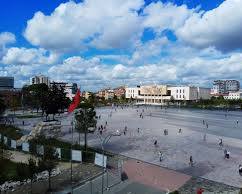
xmin=3 ymin=136 xmax=8 ymax=145
xmin=71 ymin=150 xmax=82 ymax=162
xmin=95 ymin=153 xmax=107 ymax=168
xmin=22 ymin=142 xmax=30 ymax=152
xmin=11 ymin=140 xmax=16 ymax=149
xmin=55 ymin=147 xmax=61 ymax=159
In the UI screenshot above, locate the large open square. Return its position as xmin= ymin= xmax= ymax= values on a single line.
xmin=11 ymin=106 xmax=242 ymax=190
xmin=81 ymin=106 xmax=242 ymax=188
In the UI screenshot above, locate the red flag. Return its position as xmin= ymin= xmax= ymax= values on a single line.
xmin=68 ymin=89 xmax=81 ymax=113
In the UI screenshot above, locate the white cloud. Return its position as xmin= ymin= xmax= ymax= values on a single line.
xmin=0 ymin=32 xmax=15 ymax=46
xmin=176 ymin=0 xmax=242 ymax=51
xmin=24 ymin=0 xmax=144 ymax=52
xmin=1 ymin=47 xmax=58 ymax=65
xmin=0 ymin=32 xmax=16 ymax=58
xmin=143 ymin=2 xmax=194 ymax=33
xmin=47 ymin=56 xmax=178 ymax=90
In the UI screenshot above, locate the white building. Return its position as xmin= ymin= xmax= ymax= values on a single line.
xmin=211 ymin=80 xmax=240 ymax=95
xmin=65 ymin=83 xmax=78 ymax=100
xmin=50 ymin=82 xmax=78 ymax=100
xmin=125 ymin=85 xmax=211 ymax=105
xmin=30 ymin=75 xmax=50 ymax=86
xmin=125 ymin=87 xmax=139 ymax=99
xmin=224 ymin=91 xmax=242 ymax=100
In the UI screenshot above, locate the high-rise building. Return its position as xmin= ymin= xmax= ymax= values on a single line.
xmin=30 ymin=75 xmax=50 ymax=86
xmin=0 ymin=77 xmax=14 ymax=90
xmin=211 ymin=80 xmax=240 ymax=95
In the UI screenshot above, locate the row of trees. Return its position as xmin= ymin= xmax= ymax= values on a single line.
xmin=82 ymin=93 xmax=128 ymax=107
xmin=22 ymin=83 xmax=71 ymax=120
xmin=191 ymin=96 xmax=242 ymax=109
xmin=0 ymin=142 xmax=58 ymax=192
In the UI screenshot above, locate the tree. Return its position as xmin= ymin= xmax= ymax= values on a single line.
xmin=75 ymin=103 xmax=97 ymax=151
xmin=0 ymin=97 xmax=6 ymax=117
xmin=27 ymin=157 xmax=38 ymax=193
xmin=43 ymin=84 xmax=70 ymax=121
xmin=38 ymin=146 xmax=58 ymax=191
xmin=22 ymin=84 xmax=49 ymax=113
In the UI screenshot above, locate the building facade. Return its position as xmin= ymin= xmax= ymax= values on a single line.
xmin=211 ymin=80 xmax=240 ymax=95
xmin=125 ymin=85 xmax=211 ymax=105
xmin=30 ymin=75 xmax=50 ymax=86
xmin=0 ymin=77 xmax=14 ymax=90
xmin=113 ymin=86 xmax=126 ymax=99
xmin=50 ymin=82 xmax=78 ymax=100
xmin=65 ymin=83 xmax=78 ymax=100
xmin=224 ymin=91 xmax=242 ymax=100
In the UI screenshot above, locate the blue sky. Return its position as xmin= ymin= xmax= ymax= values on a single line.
xmin=0 ymin=0 xmax=242 ymax=91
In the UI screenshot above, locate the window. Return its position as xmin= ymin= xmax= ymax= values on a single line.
xmin=176 ymin=89 xmax=178 ymax=93
xmin=183 ymin=89 xmax=185 ymax=93
xmin=180 ymin=89 xmax=181 ymax=93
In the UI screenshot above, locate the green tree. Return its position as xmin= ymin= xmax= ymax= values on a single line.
xmin=75 ymin=103 xmax=97 ymax=151
xmin=22 ymin=84 xmax=49 ymax=114
xmin=0 ymin=97 xmax=6 ymax=116
xmin=27 ymin=157 xmax=38 ymax=193
xmin=38 ymin=146 xmax=58 ymax=191
xmin=43 ymin=84 xmax=69 ymax=121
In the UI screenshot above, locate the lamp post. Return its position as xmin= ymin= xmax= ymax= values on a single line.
xmin=97 ymin=130 xmax=121 ymax=194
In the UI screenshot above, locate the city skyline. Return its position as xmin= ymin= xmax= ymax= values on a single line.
xmin=1 ymin=0 xmax=242 ymax=90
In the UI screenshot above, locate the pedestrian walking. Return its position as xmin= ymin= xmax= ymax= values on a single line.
xmin=22 ymin=120 xmax=25 ymax=126
xmin=159 ymin=151 xmax=163 ymax=162
xmin=236 ymin=120 xmax=239 ymax=126
xmin=203 ymin=120 xmax=205 ymax=125
xmin=189 ymin=155 xmax=194 ymax=167
xmin=206 ymin=123 xmax=208 ymax=129
xmin=224 ymin=149 xmax=230 ymax=159
xmin=219 ymin=138 xmax=223 ymax=148
xmin=178 ymin=128 xmax=182 ymax=133
xmin=137 ymin=128 xmax=140 ymax=133
xmin=154 ymin=140 xmax=157 ymax=146
xmin=239 ymin=165 xmax=242 ymax=176
xmin=203 ymin=133 xmax=206 ymax=141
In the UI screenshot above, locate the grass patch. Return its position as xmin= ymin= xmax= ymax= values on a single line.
xmin=0 ymin=159 xmax=29 ymax=184
xmin=0 ymin=124 xmax=23 ymax=140
xmin=16 ymin=114 xmax=42 ymax=119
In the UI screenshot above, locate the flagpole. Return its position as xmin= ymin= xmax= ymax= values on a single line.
xmin=71 ymin=117 xmax=73 ymax=193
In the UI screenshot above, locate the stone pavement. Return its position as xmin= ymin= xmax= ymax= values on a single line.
xmin=12 ymin=107 xmax=242 ymax=191
xmin=123 ymin=159 xmax=191 ymax=192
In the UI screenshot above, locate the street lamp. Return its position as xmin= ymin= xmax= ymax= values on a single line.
xmin=97 ymin=130 xmax=121 ymax=194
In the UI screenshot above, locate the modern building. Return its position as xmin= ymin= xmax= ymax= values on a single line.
xmin=50 ymin=81 xmax=67 ymax=89
xmin=0 ymin=77 xmax=14 ymax=90
xmin=125 ymin=85 xmax=211 ymax=105
xmin=224 ymin=90 xmax=242 ymax=100
xmin=211 ymin=80 xmax=240 ymax=95
xmin=50 ymin=82 xmax=78 ymax=100
xmin=30 ymin=75 xmax=50 ymax=86
xmin=97 ymin=89 xmax=115 ymax=100
xmin=65 ymin=83 xmax=78 ymax=100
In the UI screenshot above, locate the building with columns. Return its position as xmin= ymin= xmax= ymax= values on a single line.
xmin=125 ymin=85 xmax=211 ymax=105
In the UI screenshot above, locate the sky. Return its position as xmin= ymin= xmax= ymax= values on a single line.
xmin=0 ymin=0 xmax=242 ymax=91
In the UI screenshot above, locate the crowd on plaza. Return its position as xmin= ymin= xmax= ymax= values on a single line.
xmin=94 ymin=104 xmax=242 ymax=177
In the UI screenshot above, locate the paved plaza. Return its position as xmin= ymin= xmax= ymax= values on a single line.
xmin=12 ymin=106 xmax=242 ymax=189
xmin=87 ymin=106 xmax=242 ymax=188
